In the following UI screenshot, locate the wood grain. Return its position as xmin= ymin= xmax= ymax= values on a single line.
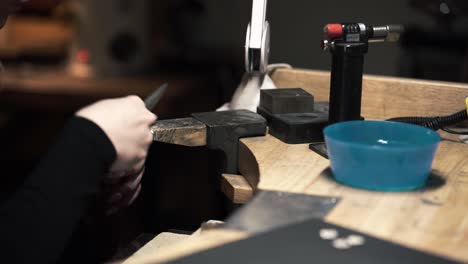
xmin=238 ymin=134 xmax=468 ymax=262
xmin=151 ymin=118 xmax=207 ymax=147
xmin=122 ymin=232 xmax=190 ymax=263
xmin=123 ymin=230 xmax=247 ymax=264
xmin=221 ymin=174 xmax=254 ymax=204
xmin=232 ymin=68 xmax=468 ymax=262
xmin=272 ymin=68 xmax=468 ymax=119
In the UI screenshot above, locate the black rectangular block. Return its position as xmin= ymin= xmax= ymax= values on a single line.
xmin=260 ymin=88 xmax=314 ymax=114
xmin=257 ymin=103 xmax=329 ymax=144
xmin=270 ymin=112 xmax=329 ymax=144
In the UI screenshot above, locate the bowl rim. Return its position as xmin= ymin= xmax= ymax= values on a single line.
xmin=324 ymin=120 xmax=441 ymax=150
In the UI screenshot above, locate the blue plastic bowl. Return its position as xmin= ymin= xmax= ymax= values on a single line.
xmin=324 ymin=120 xmax=440 ymax=191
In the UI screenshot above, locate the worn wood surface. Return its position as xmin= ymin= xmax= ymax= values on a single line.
xmin=123 ymin=230 xmax=247 ymax=264
xmin=221 ymin=174 xmax=254 ymax=204
xmin=235 ymin=69 xmax=468 ymax=262
xmin=238 ymin=134 xmax=468 ymax=262
xmin=127 ymin=68 xmax=468 ymax=263
xmin=116 ymin=233 xmax=190 ymax=264
xmin=272 ymin=68 xmax=468 ymax=119
xmin=151 ymin=118 xmax=207 ymax=147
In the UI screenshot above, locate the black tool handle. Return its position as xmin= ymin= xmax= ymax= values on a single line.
xmin=328 ymin=42 xmax=368 ymax=125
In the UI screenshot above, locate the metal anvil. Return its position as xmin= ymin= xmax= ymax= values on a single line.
xmin=151 ymin=110 xmax=267 ymax=174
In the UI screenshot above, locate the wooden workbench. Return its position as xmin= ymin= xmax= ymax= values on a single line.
xmin=124 ymin=68 xmax=468 ymax=264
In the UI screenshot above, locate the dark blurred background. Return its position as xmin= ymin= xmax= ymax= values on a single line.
xmin=1 ymin=0 xmax=468 ymax=262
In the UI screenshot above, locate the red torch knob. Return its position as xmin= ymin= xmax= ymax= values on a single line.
xmin=324 ymin=24 xmax=343 ymax=39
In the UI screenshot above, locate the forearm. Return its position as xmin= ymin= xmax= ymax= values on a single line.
xmin=0 ymin=117 xmax=116 ymax=264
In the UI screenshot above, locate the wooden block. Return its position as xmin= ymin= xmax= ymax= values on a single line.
xmin=221 ymin=174 xmax=254 ymax=204
xmin=151 ymin=118 xmax=207 ymax=147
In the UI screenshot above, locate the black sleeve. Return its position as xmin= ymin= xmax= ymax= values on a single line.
xmin=0 ymin=117 xmax=117 ymax=264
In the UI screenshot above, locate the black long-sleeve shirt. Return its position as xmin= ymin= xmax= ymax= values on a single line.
xmin=0 ymin=117 xmax=116 ymax=264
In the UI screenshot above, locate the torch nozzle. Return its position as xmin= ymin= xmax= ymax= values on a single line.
xmin=370 ymin=24 xmax=404 ymax=42
xmin=323 ymin=23 xmax=404 ymax=43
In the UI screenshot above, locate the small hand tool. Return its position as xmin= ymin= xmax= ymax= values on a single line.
xmin=144 ymin=83 xmax=168 ymax=110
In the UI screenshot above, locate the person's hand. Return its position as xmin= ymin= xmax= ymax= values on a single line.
xmin=76 ymin=95 xmax=157 ymax=173
xmin=77 ymin=96 xmax=156 ymax=214
xmin=103 ymin=168 xmax=145 ymax=215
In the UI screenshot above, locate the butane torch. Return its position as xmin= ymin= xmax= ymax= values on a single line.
xmin=322 ymin=23 xmax=404 ymax=125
